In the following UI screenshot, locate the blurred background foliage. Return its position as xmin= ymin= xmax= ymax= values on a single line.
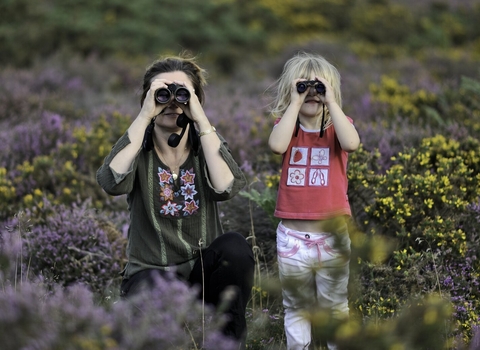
xmin=1 ymin=0 xmax=480 ymax=348
xmin=1 ymin=0 xmax=479 ymax=71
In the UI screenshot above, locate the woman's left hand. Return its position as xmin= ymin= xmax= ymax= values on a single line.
xmin=171 ymin=80 xmax=207 ymax=125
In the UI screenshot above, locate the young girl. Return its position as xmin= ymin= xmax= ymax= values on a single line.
xmin=268 ymin=52 xmax=360 ymax=350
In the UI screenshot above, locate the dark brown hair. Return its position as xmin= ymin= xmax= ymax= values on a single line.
xmin=140 ymin=53 xmax=207 ymax=106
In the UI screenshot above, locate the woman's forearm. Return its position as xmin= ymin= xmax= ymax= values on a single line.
xmin=110 ymin=113 xmax=152 ymax=174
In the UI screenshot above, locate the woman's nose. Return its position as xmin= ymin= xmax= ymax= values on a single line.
xmin=167 ymin=101 xmax=180 ymax=109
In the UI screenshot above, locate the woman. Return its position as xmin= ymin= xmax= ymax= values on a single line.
xmin=97 ymin=54 xmax=254 ymax=345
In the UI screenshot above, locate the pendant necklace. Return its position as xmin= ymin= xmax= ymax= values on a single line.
xmin=155 ymin=145 xmax=188 ymax=181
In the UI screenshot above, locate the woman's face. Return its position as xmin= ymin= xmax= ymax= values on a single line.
xmin=152 ymin=71 xmax=192 ymax=130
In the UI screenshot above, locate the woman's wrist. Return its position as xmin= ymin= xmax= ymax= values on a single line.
xmin=137 ymin=110 xmax=155 ymax=123
xmin=199 ymin=126 xmax=216 ymax=137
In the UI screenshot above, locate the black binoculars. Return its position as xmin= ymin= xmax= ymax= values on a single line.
xmin=296 ymin=80 xmax=326 ymax=95
xmin=155 ymin=83 xmax=190 ymax=104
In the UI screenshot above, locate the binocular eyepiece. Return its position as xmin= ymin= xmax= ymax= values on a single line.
xmin=155 ymin=83 xmax=190 ymax=104
xmin=296 ymin=80 xmax=326 ymax=95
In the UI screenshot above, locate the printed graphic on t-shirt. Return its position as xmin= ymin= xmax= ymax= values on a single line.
xmin=287 ymin=147 xmax=329 ymax=187
xmin=287 ymin=168 xmax=306 ymax=186
xmin=157 ymin=167 xmax=199 ymax=217
xmin=289 ymin=147 xmax=308 ymax=165
xmin=311 ymin=148 xmax=329 ymax=166
xmin=309 ymin=168 xmax=328 ymax=186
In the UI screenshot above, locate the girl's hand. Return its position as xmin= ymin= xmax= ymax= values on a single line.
xmin=291 ymin=78 xmax=308 ymax=105
xmin=314 ymin=76 xmax=336 ymax=105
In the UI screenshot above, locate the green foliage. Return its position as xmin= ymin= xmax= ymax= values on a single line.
xmin=1 ymin=112 xmax=132 ymax=220
xmin=369 ymin=75 xmax=439 ymax=125
xmin=255 ymin=0 xmax=340 ymax=46
xmin=336 ymin=294 xmax=454 ymax=350
xmin=0 ymin=0 xmax=271 ymax=72
xmin=351 ymin=3 xmax=415 ymax=46
xmin=14 ymin=158 xmax=90 ymax=215
xmin=368 ymin=75 xmax=480 ymax=143
xmin=2 ymin=0 xmax=480 ymax=69
xmin=358 ymin=135 xmax=480 ymax=249
xmin=239 ymin=174 xmax=280 ymax=227
xmin=245 ymin=306 xmax=285 ymax=349
xmin=0 ymin=168 xmax=16 ymax=219
xmin=347 ymin=135 xmax=480 ymax=342
xmin=66 ymin=112 xmax=132 ymax=175
xmin=437 ymin=76 xmax=480 ymax=136
xmin=348 ymin=0 xmax=480 ymax=58
xmin=411 ymin=2 xmax=478 ymax=48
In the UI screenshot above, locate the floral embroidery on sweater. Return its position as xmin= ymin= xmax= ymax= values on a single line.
xmin=157 ymin=167 xmax=199 ymax=217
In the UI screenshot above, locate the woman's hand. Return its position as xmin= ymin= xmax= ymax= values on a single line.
xmin=140 ymin=78 xmax=178 ymax=120
xmin=167 ymin=80 xmax=206 ymax=125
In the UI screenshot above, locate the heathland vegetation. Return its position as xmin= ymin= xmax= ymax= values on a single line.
xmin=1 ymin=0 xmax=479 ymax=348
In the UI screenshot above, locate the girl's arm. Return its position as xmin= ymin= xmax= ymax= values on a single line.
xmin=268 ymin=81 xmax=305 ymax=155
xmin=319 ymin=77 xmax=360 ymax=152
xmin=327 ymin=101 xmax=360 ymax=152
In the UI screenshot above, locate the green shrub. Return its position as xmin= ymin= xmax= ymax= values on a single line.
xmin=240 ymin=173 xmax=280 ymax=227
xmin=357 ymin=135 xmax=480 ymax=249
xmin=351 ymin=3 xmax=415 ymax=46
xmin=0 ymin=168 xmax=16 ymax=219
xmin=369 ymin=75 xmax=438 ymax=125
xmin=437 ymin=76 xmax=480 ymax=137
xmin=2 ymin=112 xmax=132 ymax=220
xmin=374 ymin=75 xmax=480 ymax=141
xmin=0 ymin=0 xmax=270 ymax=72
xmin=336 ymin=294 xmax=454 ymax=350
xmin=348 ymin=135 xmax=480 ymax=342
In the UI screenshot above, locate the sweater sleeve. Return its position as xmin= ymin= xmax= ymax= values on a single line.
xmin=204 ymin=133 xmax=246 ymax=201
xmin=96 ymin=132 xmax=140 ymax=196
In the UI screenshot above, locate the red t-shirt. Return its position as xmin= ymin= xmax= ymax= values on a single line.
xmin=274 ymin=119 xmax=353 ymax=220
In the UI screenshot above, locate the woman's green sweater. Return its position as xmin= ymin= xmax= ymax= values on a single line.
xmin=96 ymin=132 xmax=246 ymax=279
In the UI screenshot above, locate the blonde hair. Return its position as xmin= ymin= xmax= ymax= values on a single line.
xmin=270 ymin=52 xmax=342 ymax=118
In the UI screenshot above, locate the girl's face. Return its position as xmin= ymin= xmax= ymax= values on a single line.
xmin=298 ymin=73 xmax=323 ymax=119
xmin=152 ymin=71 xmax=192 ymax=130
